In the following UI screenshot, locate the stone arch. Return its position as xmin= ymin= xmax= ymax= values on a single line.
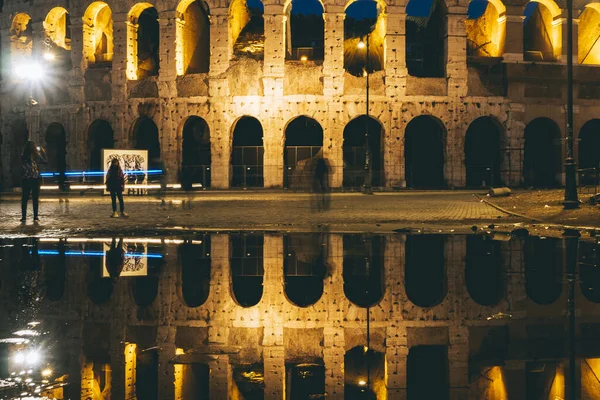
xmin=404 ymin=235 xmax=447 ymax=308
xmin=178 ymin=239 xmax=211 ymax=308
xmin=131 ymin=244 xmax=162 ymax=307
xmin=523 ymin=117 xmax=561 ymax=187
xmin=466 ymin=0 xmax=506 ymax=57
xmin=284 ymin=0 xmax=324 ymax=61
xmin=342 ymin=234 xmax=384 ymax=308
xmin=127 ymin=3 xmax=160 ymax=79
xmin=10 ymin=13 xmax=33 ymax=60
xmin=132 ymin=116 xmax=161 ymax=169
xmin=342 ymin=116 xmax=383 ymax=188
xmin=284 ymin=116 xmax=324 ymax=188
xmin=283 ymin=233 xmax=326 ymax=307
xmin=524 ymin=237 xmax=562 ymax=305
xmin=465 ymin=235 xmax=505 ymax=306
xmin=523 ymin=0 xmax=561 ymax=62
xmin=464 ymin=116 xmax=503 ymax=187
xmin=344 ymin=346 xmax=386 ymax=399
xmin=88 ymin=119 xmax=114 ymax=171
xmin=230 ymin=0 xmax=265 ymax=59
xmin=578 ymin=119 xmax=600 ymax=170
xmin=44 ymin=7 xmax=71 ymax=50
xmin=44 ymin=123 xmax=67 ymax=186
xmin=407 ymin=345 xmax=449 ymax=400
xmin=578 ymin=4 xmax=600 ymax=64
xmin=343 ymin=0 xmax=385 ymax=76
xmin=230 ymin=234 xmax=264 ymax=307
xmin=579 ymin=241 xmax=600 ymax=303
xmin=176 ymin=0 xmax=210 ymax=75
xmin=230 ymin=116 xmax=264 ymax=187
xmin=406 ymin=0 xmax=447 ymax=77
xmin=83 ymin=1 xmax=114 ymax=65
xmin=404 ymin=115 xmax=446 ymax=188
xmin=181 ymin=116 xmax=211 ymax=188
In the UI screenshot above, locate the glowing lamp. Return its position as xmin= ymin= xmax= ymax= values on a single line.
xmin=300 ymin=55 xmax=308 ymax=62
xmin=43 ymin=51 xmax=55 ymax=61
xmin=41 ymin=369 xmax=52 ymax=377
xmin=357 ymin=40 xmax=366 ymax=49
xmin=14 ymin=62 xmax=45 ymax=81
xmin=26 ymin=350 xmax=41 ymax=365
xmin=14 ymin=353 xmax=25 ymax=364
xmin=358 ymin=380 xmax=367 ymax=386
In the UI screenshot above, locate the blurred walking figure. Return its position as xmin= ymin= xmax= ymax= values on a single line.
xmin=180 ymin=164 xmax=194 ymax=209
xmin=311 ymin=156 xmax=331 ymax=211
xmin=154 ymin=157 xmax=169 ymax=208
xmin=106 ymin=159 xmax=128 ymax=218
xmin=21 ymin=140 xmax=47 ymax=222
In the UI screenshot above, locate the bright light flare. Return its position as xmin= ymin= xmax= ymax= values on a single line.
xmin=13 ymin=62 xmax=45 ymax=81
xmin=26 ymin=350 xmax=41 ymax=365
xmin=357 ymin=40 xmax=366 ymax=49
xmin=14 ymin=353 xmax=25 ymax=364
xmin=43 ymin=52 xmax=55 ymax=61
xmin=358 ymin=380 xmax=367 ymax=386
xmin=300 ymin=55 xmax=308 ymax=62
xmin=41 ymin=368 xmax=52 ymax=377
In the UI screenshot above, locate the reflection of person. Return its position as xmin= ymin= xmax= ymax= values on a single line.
xmin=106 ymin=238 xmax=125 ymax=281
xmin=21 ymin=141 xmax=47 ymax=222
xmin=105 ymin=159 xmax=128 ymax=218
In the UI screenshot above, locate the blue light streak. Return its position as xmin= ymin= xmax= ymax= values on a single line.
xmin=36 ymin=250 xmax=163 ymax=258
xmin=40 ymin=170 xmax=164 ymax=178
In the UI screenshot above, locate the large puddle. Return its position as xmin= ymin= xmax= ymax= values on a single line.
xmin=0 ymin=231 xmax=597 ymax=399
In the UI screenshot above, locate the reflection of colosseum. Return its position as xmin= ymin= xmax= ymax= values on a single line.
xmin=2 ymin=232 xmax=600 ymax=399
xmin=3 ymin=0 xmax=600 ymax=190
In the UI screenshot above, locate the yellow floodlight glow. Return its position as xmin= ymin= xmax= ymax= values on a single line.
xmin=357 ymin=41 xmax=366 ymax=49
xmin=300 ymin=55 xmax=308 ymax=62
xmin=358 ymin=380 xmax=367 ymax=386
xmin=43 ymin=52 xmax=55 ymax=61
xmin=41 ymin=369 xmax=52 ymax=377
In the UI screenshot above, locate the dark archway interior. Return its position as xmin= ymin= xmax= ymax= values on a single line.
xmin=230 ymin=234 xmax=264 ymax=307
xmin=287 ymin=0 xmax=324 ymax=60
xmin=136 ymin=349 xmax=159 ymax=400
xmin=233 ymin=363 xmax=265 ymax=398
xmin=578 ymin=119 xmax=600 ymax=169
xmin=524 ymin=237 xmax=562 ymax=305
xmin=183 ymin=1 xmax=210 ymax=74
xmin=465 ymin=236 xmax=504 ymax=306
xmin=465 ymin=117 xmax=502 ymax=187
xmin=11 ymin=119 xmax=28 ymax=187
xmin=233 ymin=0 xmax=265 ymax=59
xmin=405 ymin=235 xmax=446 ymax=307
xmin=344 ymin=346 xmax=385 ymax=400
xmin=179 ymin=240 xmax=211 ymax=308
xmin=407 ymin=345 xmax=449 ymax=400
xmin=182 ymin=116 xmax=211 ymax=188
xmin=523 ymin=118 xmax=561 ymax=187
xmin=88 ymin=119 xmax=114 ymax=172
xmin=131 ymin=244 xmax=162 ymax=307
xmin=231 ymin=116 xmax=264 ymax=187
xmin=284 ymin=234 xmax=326 ymax=307
xmin=287 ymin=362 xmax=325 ymax=399
xmin=579 ymin=241 xmax=600 ymax=303
xmin=343 ymin=116 xmax=382 ymax=188
xmin=406 ymin=0 xmax=446 ymax=77
xmin=134 ymin=117 xmax=160 ymax=169
xmin=180 ymin=363 xmax=210 ymax=400
xmin=44 ymin=123 xmax=67 ymax=183
xmin=284 ymin=116 xmax=324 ymax=187
xmin=405 ymin=116 xmax=445 ymax=188
xmin=523 ymin=2 xmax=555 ymax=61
xmin=87 ymin=250 xmax=114 ymax=305
xmin=137 ymin=7 xmax=160 ymax=78
xmin=343 ymin=234 xmax=384 ymax=307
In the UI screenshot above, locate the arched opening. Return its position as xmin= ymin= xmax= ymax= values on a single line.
xmin=466 ymin=0 xmax=506 ymax=57
xmin=44 ymin=7 xmax=72 ymax=69
xmin=88 ymin=119 xmax=114 ymax=172
xmin=128 ymin=4 xmax=160 ymax=79
xmin=133 ymin=117 xmax=161 ymax=169
xmin=464 ymin=117 xmax=502 ymax=187
xmin=523 ymin=0 xmax=560 ymax=62
xmin=83 ymin=2 xmax=114 ymax=66
xmin=404 ymin=116 xmax=446 ymax=188
xmin=286 ymin=361 xmax=325 ymax=399
xmin=405 ymin=235 xmax=446 ymax=307
xmin=10 ymin=119 xmax=28 ymax=187
xmin=44 ymin=123 xmax=67 ymax=187
xmin=176 ymin=0 xmax=210 ymax=75
xmin=230 ymin=0 xmax=265 ymax=58
xmin=284 ymin=234 xmax=326 ymax=307
xmin=230 ymin=234 xmax=264 ymax=307
xmin=344 ymin=346 xmax=386 ymax=399
xmin=44 ymin=241 xmax=66 ymax=301
xmin=466 ymin=235 xmax=504 ymax=306
xmin=285 ymin=0 xmax=324 ymax=61
xmin=343 ymin=234 xmax=384 ymax=307
xmin=578 ymin=119 xmax=600 ymax=170
xmin=284 ymin=116 xmax=324 ymax=188
xmin=178 ymin=238 xmax=211 ymax=307
xmin=343 ymin=116 xmax=383 ymax=189
xmin=579 ymin=241 xmax=600 ymax=303
xmin=524 ymin=237 xmax=562 ymax=305
xmin=87 ymin=244 xmax=114 ymax=305
xmin=131 ymin=244 xmax=162 ymax=307
xmin=136 ymin=347 xmax=159 ymax=400
xmin=182 ymin=116 xmax=211 ymax=189
xmin=231 ymin=116 xmax=264 ymax=187
xmin=344 ymin=0 xmax=384 ymax=76
xmin=579 ymin=5 xmax=600 ymax=64
xmin=10 ymin=13 xmax=33 ymax=60
xmin=523 ymin=118 xmax=561 ymax=187
xmin=406 ymin=0 xmax=446 ymax=77
xmin=407 ymin=345 xmax=449 ymax=400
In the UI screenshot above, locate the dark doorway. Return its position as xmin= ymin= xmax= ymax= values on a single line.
xmin=284 ymin=116 xmax=323 ymax=188
xmin=406 ymin=0 xmax=446 ymax=77
xmin=464 ymin=117 xmax=502 ymax=187
xmin=87 ymin=243 xmax=114 ymax=305
xmin=133 ymin=117 xmax=160 ymax=169
xmin=44 ymin=123 xmax=67 ymax=187
xmin=230 ymin=234 xmax=264 ymax=307
xmin=524 ymin=237 xmax=562 ymax=305
xmin=344 ymin=346 xmax=386 ymax=400
xmin=286 ymin=362 xmax=325 ymax=399
xmin=465 ymin=236 xmax=504 ymax=306
xmin=180 ymin=363 xmax=210 ymax=400
xmin=405 ymin=235 xmax=446 ymax=307
xmin=523 ymin=118 xmax=561 ymax=187
xmin=182 ymin=116 xmax=211 ymax=189
xmin=343 ymin=234 xmax=384 ymax=307
xmin=10 ymin=119 xmax=28 ymax=187
xmin=137 ymin=7 xmax=160 ymax=78
xmin=283 ymin=234 xmax=326 ymax=307
xmin=407 ymin=345 xmax=449 ymax=400
xmin=578 ymin=119 xmax=600 ymax=171
xmin=179 ymin=238 xmax=211 ymax=307
xmin=88 ymin=119 xmax=114 ymax=172
xmin=231 ymin=116 xmax=264 ymax=187
xmin=343 ymin=116 xmax=383 ymax=188
xmin=405 ymin=116 xmax=445 ymax=188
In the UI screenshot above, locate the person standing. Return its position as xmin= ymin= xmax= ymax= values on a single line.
xmin=106 ymin=158 xmax=129 ymax=218
xmin=21 ymin=141 xmax=47 ymax=222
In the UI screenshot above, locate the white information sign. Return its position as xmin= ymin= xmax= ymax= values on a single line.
xmin=102 ymin=149 xmax=149 ymax=195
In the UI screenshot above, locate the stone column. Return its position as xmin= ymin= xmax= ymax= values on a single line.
xmin=504 ymin=103 xmax=525 ymax=186
xmin=68 ymin=21 xmax=86 ymax=104
xmin=210 ymin=117 xmax=231 ymax=188
xmin=263 ymin=117 xmax=284 ymax=188
xmin=324 ymin=327 xmax=345 ymax=400
xmin=503 ymin=7 xmax=525 ymax=62
xmin=208 ymin=9 xmax=230 ymax=97
xmin=111 ymin=13 xmax=129 ymax=102
xmin=323 ymin=115 xmax=344 ymax=188
xmin=386 ymin=326 xmax=408 ymax=400
xmin=263 ymin=5 xmax=285 ymax=97
xmin=446 ymin=8 xmax=468 ymax=97
xmin=386 ymin=109 xmax=405 ymax=188
xmin=323 ymin=10 xmax=345 ymax=97
xmin=561 ymin=15 xmax=578 ymax=64
xmin=448 ymin=326 xmax=469 ymax=400
xmin=445 ymin=122 xmax=466 ymax=188
xmin=385 ymin=8 xmax=407 ymax=99
xmin=158 ymin=10 xmax=177 ymax=98
xmin=208 ymin=355 xmax=232 ymax=398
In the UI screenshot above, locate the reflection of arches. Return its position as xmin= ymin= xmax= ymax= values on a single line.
xmin=343 ymin=0 xmax=384 ymax=75
xmin=405 ymin=116 xmax=446 ymax=188
xmin=579 ymin=241 xmax=600 ymax=303
xmin=524 ymin=237 xmax=562 ymax=305
xmin=406 ymin=0 xmax=446 ymax=77
xmin=44 ymin=7 xmax=71 ymax=50
xmin=230 ymin=234 xmax=264 ymax=307
xmin=88 ymin=254 xmax=114 ymax=305
xmin=44 ymin=123 xmax=67 ymax=179
xmin=284 ymin=0 xmax=324 ymax=61
xmin=178 ymin=240 xmax=211 ymax=307
xmin=283 ymin=234 xmax=326 ymax=307
xmin=407 ymin=345 xmax=449 ymax=400
xmin=231 ymin=116 xmax=264 ymax=187
xmin=578 ymin=119 xmax=600 ymax=170
xmin=182 ymin=116 xmax=211 ymax=188
xmin=284 ymin=116 xmax=324 ymax=188
xmin=44 ymin=242 xmax=66 ymax=301
xmin=127 ymin=3 xmax=160 ymax=79
xmin=467 ymin=0 xmax=506 ymax=57
xmin=177 ymin=363 xmax=210 ymax=399
xmin=464 ymin=117 xmax=502 ymax=187
xmin=136 ymin=348 xmax=159 ymax=400
xmin=523 ymin=0 xmax=560 ymax=61
xmin=132 ymin=276 xmax=159 ymax=307
xmin=88 ymin=119 xmax=114 ymax=171
xmin=343 ymin=234 xmax=384 ymax=307
xmin=133 ymin=117 xmax=160 ymax=168
xmin=230 ymin=0 xmax=265 ymax=58
xmin=176 ymin=0 xmax=210 ymax=74
xmin=405 ymin=235 xmax=446 ymax=308
xmin=466 ymin=236 xmax=504 ymax=306
xmin=83 ymin=2 xmax=114 ymax=65
xmin=286 ymin=362 xmax=325 ymax=399
xmin=344 ymin=346 xmax=386 ymax=399
xmin=343 ymin=116 xmax=383 ymax=188
xmin=523 ymin=118 xmax=561 ymax=187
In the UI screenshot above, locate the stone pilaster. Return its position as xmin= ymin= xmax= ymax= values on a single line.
xmin=208 ymin=355 xmax=232 ymax=398
xmin=323 ymin=114 xmax=344 ymax=188
xmin=446 ymin=8 xmax=468 ymax=97
xmin=504 ymin=102 xmax=525 ymax=186
xmin=209 ymin=9 xmax=230 ymax=97
xmin=68 ymin=21 xmax=86 ymax=103
xmin=263 ymin=117 xmax=284 ymax=188
xmin=503 ymin=7 xmax=525 ymax=62
xmin=210 ymin=117 xmax=231 ymax=188
xmin=158 ymin=10 xmax=177 ymax=98
xmin=323 ymin=10 xmax=345 ymax=97
xmin=111 ymin=13 xmax=129 ymax=102
xmin=385 ymin=8 xmax=407 ymax=99
xmin=109 ymin=321 xmax=128 ymax=400
xmin=445 ymin=121 xmax=466 ymax=188
xmin=263 ymin=5 xmax=285 ymax=97
xmin=386 ymin=325 xmax=408 ymax=399
xmin=448 ymin=326 xmax=469 ymax=400
xmin=157 ymin=327 xmax=177 ymax=400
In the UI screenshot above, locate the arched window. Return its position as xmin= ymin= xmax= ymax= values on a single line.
xmin=179 ymin=238 xmax=211 ymax=307
xmin=407 ymin=346 xmax=449 ymax=400
xmin=523 ymin=118 xmax=561 ymax=188
xmin=406 ymin=0 xmax=446 ymax=77
xmin=579 ymin=5 xmax=600 ymax=64
xmin=88 ymin=119 xmax=114 ymax=172
xmin=176 ymin=0 xmax=210 ymax=74
xmin=133 ymin=117 xmax=161 ymax=169
xmin=83 ymin=2 xmax=114 ymax=65
xmin=182 ymin=116 xmax=211 ymax=189
xmin=466 ymin=235 xmax=504 ymax=306
xmin=44 ymin=7 xmax=71 ymax=64
xmin=230 ymin=0 xmax=264 ymax=58
xmin=344 ymin=0 xmax=384 ymax=76
xmin=127 ymin=3 xmax=160 ymax=79
xmin=405 ymin=116 xmax=446 ymax=188
xmin=10 ymin=13 xmax=33 ymax=62
xmin=524 ymin=237 xmax=562 ymax=305
xmin=343 ymin=234 xmax=384 ymax=307
xmin=405 ymin=235 xmax=446 ymax=307
xmin=464 ymin=117 xmax=503 ymax=187
xmin=342 ymin=116 xmax=383 ymax=189
xmin=284 ymin=116 xmax=323 ymax=188
xmin=230 ymin=234 xmax=264 ymax=307
xmin=231 ymin=116 xmax=264 ymax=187
xmin=466 ymin=0 xmax=506 ymax=57
xmin=284 ymin=234 xmax=326 ymax=307
xmin=232 ymin=364 xmax=264 ymax=398
xmin=285 ymin=0 xmax=324 ymax=61
xmin=523 ymin=0 xmax=561 ymax=62
xmin=344 ymin=346 xmax=386 ymax=399
xmin=578 ymin=119 xmax=600 ymax=171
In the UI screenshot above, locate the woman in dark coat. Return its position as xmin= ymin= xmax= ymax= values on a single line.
xmin=105 ymin=159 xmax=128 ymax=218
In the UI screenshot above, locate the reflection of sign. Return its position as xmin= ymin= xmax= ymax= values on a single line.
xmin=102 ymin=243 xmax=148 ymax=278
xmin=102 ymin=149 xmax=148 ymax=195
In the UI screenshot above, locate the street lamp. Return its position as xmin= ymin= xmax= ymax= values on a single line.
xmin=13 ymin=60 xmax=45 ymax=141
xmin=359 ymin=35 xmax=373 ymax=195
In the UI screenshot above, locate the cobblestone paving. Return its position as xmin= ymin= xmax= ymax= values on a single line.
xmin=0 ymin=191 xmax=513 ymax=236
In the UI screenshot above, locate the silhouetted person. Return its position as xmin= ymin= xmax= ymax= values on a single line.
xmin=105 ymin=159 xmax=128 ymax=218
xmin=180 ymin=165 xmax=194 ymax=209
xmin=21 ymin=140 xmax=47 ymax=222
xmin=106 ymin=238 xmax=125 ymax=281
xmin=311 ymin=157 xmax=331 ymax=211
